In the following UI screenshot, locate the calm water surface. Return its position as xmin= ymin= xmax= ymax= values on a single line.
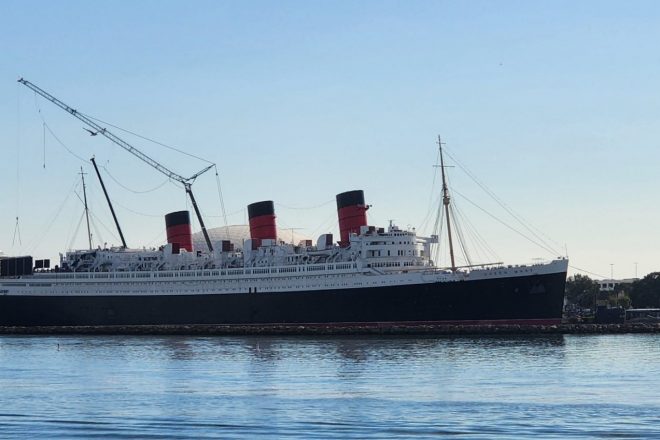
xmin=0 ymin=334 xmax=658 ymax=438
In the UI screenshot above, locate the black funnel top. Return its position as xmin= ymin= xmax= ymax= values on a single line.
xmin=248 ymin=201 xmax=275 ymax=219
xmin=336 ymin=190 xmax=365 ymax=210
xmin=165 ymin=211 xmax=191 ymax=228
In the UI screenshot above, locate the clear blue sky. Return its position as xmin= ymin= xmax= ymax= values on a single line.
xmin=1 ymin=0 xmax=659 ymax=279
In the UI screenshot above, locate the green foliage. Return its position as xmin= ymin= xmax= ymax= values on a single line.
xmin=565 ymin=274 xmax=599 ymax=308
xmin=629 ymin=272 xmax=660 ymax=308
xmin=617 ymin=295 xmax=631 ymax=309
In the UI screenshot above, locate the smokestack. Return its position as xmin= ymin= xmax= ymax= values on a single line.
xmin=165 ymin=211 xmax=193 ymax=253
xmin=336 ymin=190 xmax=368 ymax=247
xmin=247 ymin=201 xmax=277 ymax=246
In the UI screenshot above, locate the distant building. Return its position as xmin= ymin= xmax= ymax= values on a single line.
xmin=598 ymin=278 xmax=638 ymax=292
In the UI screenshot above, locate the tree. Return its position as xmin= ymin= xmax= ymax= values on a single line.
xmin=629 ymin=272 xmax=660 ymax=308
xmin=617 ymin=295 xmax=631 ymax=309
xmin=565 ymin=274 xmax=600 ymax=308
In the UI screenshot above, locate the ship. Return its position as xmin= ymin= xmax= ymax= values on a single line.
xmin=0 ymin=80 xmax=568 ymax=328
xmin=0 ymin=190 xmax=567 ymax=327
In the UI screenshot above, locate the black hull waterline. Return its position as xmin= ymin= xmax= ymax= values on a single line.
xmin=0 ymin=272 xmax=567 ymax=327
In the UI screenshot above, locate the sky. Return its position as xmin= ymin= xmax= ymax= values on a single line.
xmin=1 ymin=0 xmax=659 ymax=279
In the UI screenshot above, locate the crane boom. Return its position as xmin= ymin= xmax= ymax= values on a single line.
xmin=18 ymin=78 xmax=195 ymax=183
xmin=19 ymin=78 xmax=215 ymax=252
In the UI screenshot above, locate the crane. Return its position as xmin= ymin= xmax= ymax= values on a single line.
xmin=19 ymin=78 xmax=215 ymax=252
xmin=90 ymin=156 xmax=128 ymax=249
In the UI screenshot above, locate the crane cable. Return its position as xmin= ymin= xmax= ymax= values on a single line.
xmin=79 ymin=111 xmax=214 ymax=165
xmin=35 ymin=95 xmax=175 ymax=194
xmin=31 ymin=91 xmax=88 ymax=164
xmin=14 ymin=84 xmax=21 ymax=248
xmin=214 ymin=166 xmax=230 ymax=241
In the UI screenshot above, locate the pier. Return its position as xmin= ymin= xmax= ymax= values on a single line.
xmin=0 ymin=323 xmax=657 ymax=336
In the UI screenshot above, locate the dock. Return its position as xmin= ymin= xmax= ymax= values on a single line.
xmin=0 ymin=323 xmax=658 ymax=336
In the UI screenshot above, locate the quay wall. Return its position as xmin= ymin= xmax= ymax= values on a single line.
xmin=0 ymin=323 xmax=658 ymax=336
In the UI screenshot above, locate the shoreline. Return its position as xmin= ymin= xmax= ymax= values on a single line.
xmin=0 ymin=323 xmax=658 ymax=336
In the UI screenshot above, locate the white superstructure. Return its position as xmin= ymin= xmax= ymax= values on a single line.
xmin=0 ymin=222 xmax=568 ymax=297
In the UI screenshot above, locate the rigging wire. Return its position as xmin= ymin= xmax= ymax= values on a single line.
xmin=143 ymin=229 xmax=167 ymax=248
xmin=100 ymin=162 xmax=170 ymax=194
xmin=444 ymin=172 xmax=472 ymax=266
xmin=89 ymin=213 xmax=103 ymax=248
xmin=569 ymin=265 xmax=608 ymax=279
xmin=308 ymin=211 xmax=339 ymax=239
xmin=25 ymin=177 xmax=80 ymax=254
xmin=275 ymin=199 xmax=335 ymax=210
xmin=90 ymin=211 xmax=121 ymax=246
xmin=43 ymin=122 xmax=88 ymax=163
xmin=67 ymin=210 xmax=86 ymax=251
xmin=443 ymin=147 xmax=562 ymax=255
xmin=447 ymin=177 xmax=500 ymax=263
xmin=109 ymin=198 xmax=165 ymax=218
xmin=88 ymin=208 xmax=126 ymax=248
xmin=42 ymin=122 xmax=46 ymax=169
xmin=449 ymin=206 xmax=472 ymax=266
xmin=452 ymin=188 xmax=559 ymax=257
xmin=12 ymin=217 xmax=22 ymax=247
xmin=73 ymin=180 xmax=94 ymax=249
xmin=63 ymin=181 xmax=84 ymax=249
xmin=214 ymin=166 xmax=230 ymax=241
xmin=103 ymin=196 xmax=242 ymax=221
xmin=451 ymin=200 xmax=499 ymax=263
xmin=450 ymin=198 xmax=479 ymax=263
xmin=431 ymin=202 xmax=445 ymax=266
xmin=206 ymin=207 xmax=245 ymax=219
xmin=419 ymin=149 xmax=442 ymax=232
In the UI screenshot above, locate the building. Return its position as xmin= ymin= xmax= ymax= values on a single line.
xmin=598 ymin=278 xmax=638 ymax=293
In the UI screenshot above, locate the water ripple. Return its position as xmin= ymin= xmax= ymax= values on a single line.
xmin=0 ymin=334 xmax=658 ymax=438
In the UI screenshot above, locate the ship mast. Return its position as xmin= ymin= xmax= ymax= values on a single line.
xmin=438 ymin=135 xmax=457 ymax=272
xmin=80 ymin=167 xmax=93 ymax=250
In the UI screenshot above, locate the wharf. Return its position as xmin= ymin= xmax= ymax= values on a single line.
xmin=0 ymin=323 xmax=658 ymax=336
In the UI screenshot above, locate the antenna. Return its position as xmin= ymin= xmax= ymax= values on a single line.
xmin=284 ymin=227 xmax=304 ymax=245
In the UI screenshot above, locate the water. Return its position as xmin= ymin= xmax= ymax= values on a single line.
xmin=0 ymin=334 xmax=658 ymax=439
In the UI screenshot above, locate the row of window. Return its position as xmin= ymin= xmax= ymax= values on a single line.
xmin=36 ymin=263 xmax=360 ymax=280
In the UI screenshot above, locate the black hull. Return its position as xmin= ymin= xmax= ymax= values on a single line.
xmin=0 ymin=272 xmax=567 ymax=327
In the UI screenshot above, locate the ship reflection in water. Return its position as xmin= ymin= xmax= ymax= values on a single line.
xmin=0 ymin=334 xmax=658 ymax=438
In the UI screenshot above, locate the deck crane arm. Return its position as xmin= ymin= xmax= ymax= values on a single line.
xmin=18 ymin=78 xmax=215 ymax=252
